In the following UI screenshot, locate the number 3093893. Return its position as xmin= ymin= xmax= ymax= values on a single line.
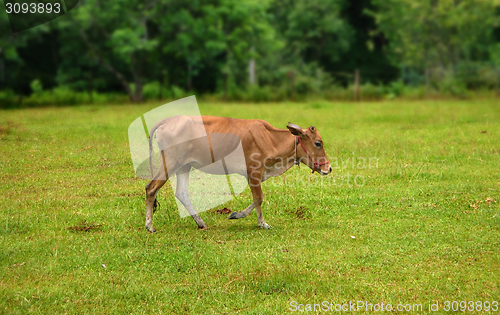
xmin=5 ymin=2 xmax=61 ymax=14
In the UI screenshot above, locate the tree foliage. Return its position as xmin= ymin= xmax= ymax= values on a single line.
xmin=370 ymin=0 xmax=500 ymax=70
xmin=1 ymin=0 xmax=500 ymax=101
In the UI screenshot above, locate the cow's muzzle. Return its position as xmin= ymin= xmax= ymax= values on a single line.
xmin=319 ymin=166 xmax=332 ymax=176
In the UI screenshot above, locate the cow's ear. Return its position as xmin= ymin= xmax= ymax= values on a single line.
xmin=287 ymin=122 xmax=304 ymax=136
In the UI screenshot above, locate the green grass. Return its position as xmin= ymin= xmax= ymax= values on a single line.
xmin=1 ymin=100 xmax=499 ymax=314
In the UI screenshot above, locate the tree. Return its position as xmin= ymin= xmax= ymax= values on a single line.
xmin=59 ymin=0 xmax=161 ymax=102
xmin=0 ymin=13 xmax=52 ymax=93
xmin=262 ymin=0 xmax=354 ymax=90
xmin=328 ymin=0 xmax=399 ymax=85
xmin=157 ymin=0 xmax=277 ymax=91
xmin=269 ymin=0 xmax=352 ymax=65
xmin=370 ymin=0 xmax=500 ymax=73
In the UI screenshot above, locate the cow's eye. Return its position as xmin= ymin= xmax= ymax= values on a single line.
xmin=315 ymin=141 xmax=322 ymax=148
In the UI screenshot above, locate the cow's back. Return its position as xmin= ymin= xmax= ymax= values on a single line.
xmin=153 ymin=116 xmax=278 ymax=175
xmin=201 ymin=116 xmax=276 ymax=149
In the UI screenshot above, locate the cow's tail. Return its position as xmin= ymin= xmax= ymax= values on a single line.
xmin=148 ymin=118 xmax=169 ymax=180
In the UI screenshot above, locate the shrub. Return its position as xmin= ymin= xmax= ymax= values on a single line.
xmin=30 ymin=79 xmax=43 ymax=94
xmin=0 ymin=89 xmax=19 ymax=108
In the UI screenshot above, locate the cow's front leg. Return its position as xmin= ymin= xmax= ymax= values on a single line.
xmin=248 ymin=171 xmax=271 ymax=229
xmin=175 ymin=165 xmax=208 ymax=230
xmin=228 ymin=202 xmax=255 ymax=219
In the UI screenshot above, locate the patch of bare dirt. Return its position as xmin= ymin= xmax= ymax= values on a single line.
xmin=67 ymin=220 xmax=103 ymax=232
xmin=287 ymin=206 xmax=309 ymax=219
xmin=216 ymin=207 xmax=232 ymax=214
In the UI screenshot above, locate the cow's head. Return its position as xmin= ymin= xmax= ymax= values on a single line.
xmin=287 ymin=123 xmax=332 ymax=175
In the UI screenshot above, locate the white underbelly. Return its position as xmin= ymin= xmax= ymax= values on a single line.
xmin=191 ymin=157 xmax=247 ymax=177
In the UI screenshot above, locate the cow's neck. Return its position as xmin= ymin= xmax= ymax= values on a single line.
xmin=282 ymin=131 xmax=298 ymax=162
xmin=264 ymin=130 xmax=297 ymax=176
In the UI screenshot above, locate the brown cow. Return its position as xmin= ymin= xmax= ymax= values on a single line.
xmin=144 ymin=116 xmax=331 ymax=232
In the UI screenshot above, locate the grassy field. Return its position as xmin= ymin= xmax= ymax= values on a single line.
xmin=1 ymin=100 xmax=499 ymax=314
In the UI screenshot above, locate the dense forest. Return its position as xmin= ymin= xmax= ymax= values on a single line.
xmin=1 ymin=0 xmax=500 ymax=105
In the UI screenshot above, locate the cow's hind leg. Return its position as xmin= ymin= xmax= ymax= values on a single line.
xmin=228 ymin=202 xmax=255 ymax=219
xmin=175 ymin=165 xmax=208 ymax=229
xmin=145 ymin=170 xmax=168 ymax=233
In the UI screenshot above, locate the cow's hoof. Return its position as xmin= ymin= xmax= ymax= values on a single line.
xmin=198 ymin=225 xmax=208 ymax=230
xmin=145 ymin=226 xmax=156 ymax=233
xmin=228 ymin=212 xmax=240 ymax=219
xmin=259 ymin=222 xmax=272 ymax=229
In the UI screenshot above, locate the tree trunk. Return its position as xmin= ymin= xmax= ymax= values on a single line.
xmin=159 ymin=70 xmax=164 ymax=101
xmin=353 ymin=69 xmax=360 ymax=101
xmin=249 ymin=58 xmax=255 ymax=85
xmin=223 ymin=72 xmax=228 ymax=102
xmin=425 ymin=68 xmax=430 ymax=99
xmin=495 ymin=66 xmax=499 ymax=98
xmin=0 ymin=57 xmax=4 ymax=84
xmin=249 ymin=46 xmax=256 ymax=85
xmin=88 ymin=70 xmax=93 ymax=103
xmin=132 ymin=56 xmax=143 ymax=103
xmin=187 ymin=63 xmax=192 ymax=91
xmin=287 ymin=70 xmax=295 ymax=100
xmin=101 ymin=60 xmax=136 ymax=101
xmin=134 ymin=80 xmax=143 ymax=103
